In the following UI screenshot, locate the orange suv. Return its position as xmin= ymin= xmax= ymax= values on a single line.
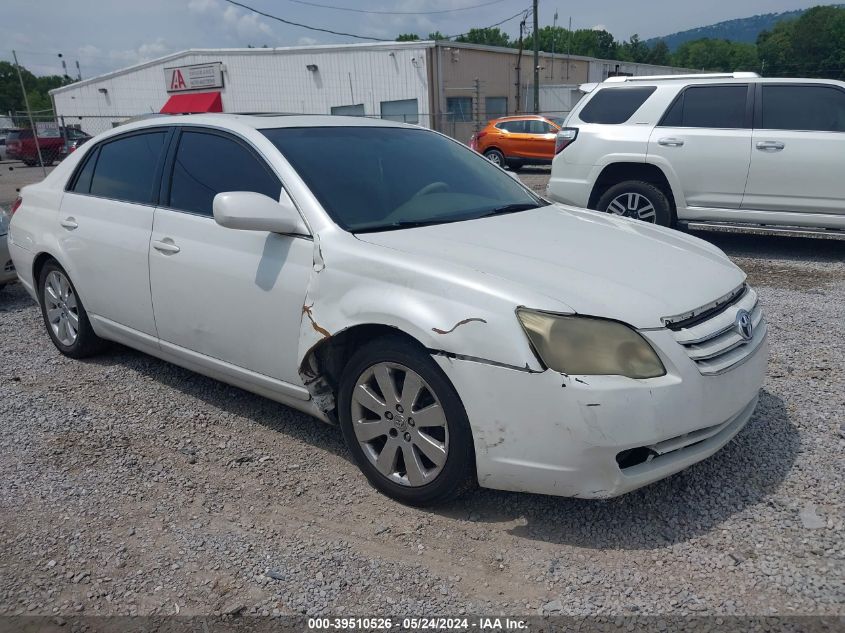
xmin=470 ymin=115 xmax=565 ymax=170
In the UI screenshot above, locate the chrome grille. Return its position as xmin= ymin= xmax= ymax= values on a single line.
xmin=667 ymin=286 xmax=767 ymax=376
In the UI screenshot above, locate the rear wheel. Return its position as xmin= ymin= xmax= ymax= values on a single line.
xmin=338 ymin=337 xmax=476 ymax=506
xmin=38 ymin=261 xmax=107 ymax=358
xmin=483 ymin=148 xmax=505 ymax=168
xmin=596 ymin=180 xmax=672 ymax=227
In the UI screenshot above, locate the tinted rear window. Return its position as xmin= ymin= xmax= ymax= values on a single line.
xmin=579 ymin=87 xmax=656 ymax=124
xmin=496 ymin=120 xmax=527 ymax=133
xmin=761 ymin=84 xmax=845 ymax=132
xmin=660 ymin=85 xmax=748 ymax=129
xmin=89 ymin=132 xmax=167 ymax=204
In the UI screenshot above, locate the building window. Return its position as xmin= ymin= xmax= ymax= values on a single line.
xmin=331 ymin=103 xmax=365 ymax=116
xmin=380 ymin=99 xmax=419 ymax=124
xmin=447 ymin=97 xmax=473 ymax=122
xmin=485 ymin=96 xmax=508 ymax=120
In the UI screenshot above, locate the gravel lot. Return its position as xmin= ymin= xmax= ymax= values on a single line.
xmin=0 ymin=167 xmax=843 ymax=619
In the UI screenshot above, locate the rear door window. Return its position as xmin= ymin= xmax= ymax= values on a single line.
xmin=70 ymin=147 xmax=99 ymax=194
xmin=497 ymin=120 xmax=527 ymax=133
xmin=527 ymin=120 xmax=554 ymax=134
xmin=579 ymin=87 xmax=656 ymax=124
xmin=89 ymin=132 xmax=168 ymax=204
xmin=167 ymin=130 xmax=281 ymax=217
xmin=761 ymin=84 xmax=845 ymax=132
xmin=660 ymin=85 xmax=748 ymax=129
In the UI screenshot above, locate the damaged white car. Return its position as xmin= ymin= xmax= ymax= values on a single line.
xmin=8 ymin=115 xmax=768 ymax=505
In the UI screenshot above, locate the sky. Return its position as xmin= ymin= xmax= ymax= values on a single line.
xmin=0 ymin=0 xmax=831 ymax=77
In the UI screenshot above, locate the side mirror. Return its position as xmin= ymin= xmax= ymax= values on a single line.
xmin=212 ymin=191 xmax=309 ymax=235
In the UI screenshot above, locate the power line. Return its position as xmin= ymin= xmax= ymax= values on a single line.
xmin=444 ymin=8 xmax=530 ymax=40
xmin=222 ymin=0 xmax=392 ymax=40
xmin=225 ymin=0 xmax=530 ymax=43
xmin=282 ymin=0 xmax=510 ymax=15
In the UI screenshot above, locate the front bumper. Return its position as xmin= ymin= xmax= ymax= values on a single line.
xmin=433 ymin=327 xmax=769 ymax=498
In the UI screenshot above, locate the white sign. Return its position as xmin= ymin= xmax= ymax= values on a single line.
xmin=164 ymin=62 xmax=224 ymax=93
xmin=36 ymin=121 xmax=61 ymax=137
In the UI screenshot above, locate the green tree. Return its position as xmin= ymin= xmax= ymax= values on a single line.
xmin=396 ymin=33 xmax=420 ymax=42
xmin=759 ymin=5 xmax=845 ymax=79
xmin=427 ymin=31 xmax=447 ymax=41
xmin=672 ymin=38 xmax=758 ymax=72
xmin=647 ymin=40 xmax=671 ymax=66
xmin=0 ymin=60 xmax=72 ymax=115
xmin=455 ymin=27 xmax=512 ymax=47
xmin=618 ymin=34 xmax=650 ymax=63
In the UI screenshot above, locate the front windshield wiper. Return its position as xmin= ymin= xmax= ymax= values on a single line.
xmin=354 ymin=217 xmax=463 ymax=233
xmin=476 ymin=202 xmax=548 ymax=219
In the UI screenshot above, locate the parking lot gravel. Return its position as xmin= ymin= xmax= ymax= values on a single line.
xmin=0 ymin=168 xmax=842 ymax=618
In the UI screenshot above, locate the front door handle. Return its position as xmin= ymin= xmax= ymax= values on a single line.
xmin=756 ymin=141 xmax=785 ymax=152
xmin=152 ymin=238 xmax=181 ymax=254
xmin=658 ymin=137 xmax=685 ymax=147
xmin=60 ymin=217 xmax=78 ymax=230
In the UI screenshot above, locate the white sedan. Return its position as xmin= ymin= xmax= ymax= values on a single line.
xmin=7 ymin=115 xmax=768 ymax=505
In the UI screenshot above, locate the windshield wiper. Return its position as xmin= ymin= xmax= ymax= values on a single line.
xmin=476 ymin=202 xmax=546 ymax=218
xmin=354 ymin=217 xmax=461 ymax=233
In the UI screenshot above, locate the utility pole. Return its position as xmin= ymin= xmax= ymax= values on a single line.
xmin=12 ymin=50 xmax=46 ymax=177
xmin=550 ymin=9 xmax=557 ymax=80
xmin=75 ymin=60 xmax=82 ymax=81
xmin=515 ymin=15 xmax=526 ymax=113
xmin=566 ymin=16 xmax=572 ymax=81
xmin=533 ymin=0 xmax=540 ymax=113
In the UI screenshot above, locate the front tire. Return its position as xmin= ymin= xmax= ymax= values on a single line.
xmin=38 ymin=261 xmax=107 ymax=358
xmin=596 ymin=180 xmax=672 ymax=227
xmin=338 ymin=337 xmax=476 ymax=506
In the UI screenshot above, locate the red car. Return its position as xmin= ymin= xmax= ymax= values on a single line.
xmin=4 ymin=129 xmax=65 ymax=167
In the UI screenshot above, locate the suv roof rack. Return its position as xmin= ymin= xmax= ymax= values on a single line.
xmin=604 ymin=72 xmax=760 ymax=83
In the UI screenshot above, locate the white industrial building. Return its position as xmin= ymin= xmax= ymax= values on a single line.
xmin=50 ymin=41 xmax=692 ymax=139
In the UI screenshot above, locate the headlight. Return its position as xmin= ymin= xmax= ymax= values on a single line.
xmin=0 ymin=207 xmax=10 ymax=236
xmin=517 ymin=309 xmax=665 ymax=379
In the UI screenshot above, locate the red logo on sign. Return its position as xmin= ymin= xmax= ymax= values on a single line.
xmin=170 ymin=69 xmax=186 ymax=90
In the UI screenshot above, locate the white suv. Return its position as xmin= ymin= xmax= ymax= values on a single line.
xmin=548 ymin=72 xmax=845 ymax=236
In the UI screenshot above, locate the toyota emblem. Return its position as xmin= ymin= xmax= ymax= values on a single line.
xmin=735 ymin=309 xmax=753 ymax=341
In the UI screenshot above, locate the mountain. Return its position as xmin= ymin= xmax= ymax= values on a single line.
xmin=646 ymin=5 xmax=845 ymax=50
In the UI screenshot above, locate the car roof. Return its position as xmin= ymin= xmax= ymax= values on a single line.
xmin=117 ymin=113 xmax=416 ymax=134
xmin=598 ymin=75 xmax=845 ymax=88
xmin=491 ymin=115 xmax=550 ymax=122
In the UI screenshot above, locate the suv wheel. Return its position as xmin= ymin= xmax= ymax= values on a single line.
xmin=596 ymin=181 xmax=672 ymax=227
xmin=338 ymin=337 xmax=476 ymax=506
xmin=483 ymin=148 xmax=505 ymax=167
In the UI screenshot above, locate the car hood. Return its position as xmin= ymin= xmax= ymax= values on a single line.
xmin=356 ymin=204 xmax=745 ymax=328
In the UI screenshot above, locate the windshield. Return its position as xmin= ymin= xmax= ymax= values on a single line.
xmin=261 ymin=126 xmax=544 ymax=233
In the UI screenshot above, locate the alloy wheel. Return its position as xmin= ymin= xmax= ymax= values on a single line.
xmin=607 ymin=192 xmax=657 ymax=223
xmin=486 ymin=152 xmax=502 ymax=166
xmin=44 ymin=270 xmax=79 ymax=346
xmin=351 ymin=362 xmax=449 ymax=487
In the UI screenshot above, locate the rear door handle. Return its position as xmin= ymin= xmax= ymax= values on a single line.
xmin=658 ymin=137 xmax=684 ymax=147
xmin=756 ymin=141 xmax=785 ymax=152
xmin=60 ymin=217 xmax=78 ymax=230
xmin=152 ymin=238 xmax=181 ymax=254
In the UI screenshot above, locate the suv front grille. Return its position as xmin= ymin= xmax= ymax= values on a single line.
xmin=666 ymin=286 xmax=767 ymax=376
